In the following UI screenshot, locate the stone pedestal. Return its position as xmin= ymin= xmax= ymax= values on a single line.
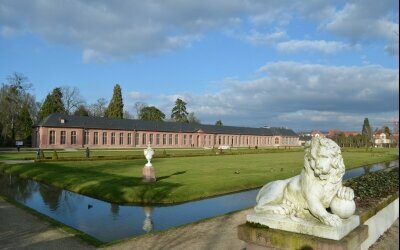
xmin=238 ymin=223 xmax=368 ymax=250
xmin=142 ymin=165 xmax=156 ymax=182
xmin=246 ymin=213 xmax=360 ymax=240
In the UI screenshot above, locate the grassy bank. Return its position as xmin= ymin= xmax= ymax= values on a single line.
xmin=0 ymin=149 xmax=397 ymax=204
xmin=1 ymin=146 xmax=394 ymax=161
xmin=0 ymin=147 xmax=302 ymax=160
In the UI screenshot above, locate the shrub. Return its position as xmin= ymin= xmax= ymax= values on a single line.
xmin=52 ymin=150 xmax=59 ymax=160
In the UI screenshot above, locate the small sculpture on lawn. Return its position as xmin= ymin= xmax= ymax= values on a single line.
xmin=85 ymin=147 xmax=90 ymax=158
xmin=253 ymin=137 xmax=356 ymax=227
xmin=142 ymin=145 xmax=156 ymax=182
xmin=144 ymin=145 xmax=154 ymax=167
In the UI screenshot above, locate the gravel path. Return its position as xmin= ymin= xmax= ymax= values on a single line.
xmin=0 ymin=199 xmax=94 ymax=250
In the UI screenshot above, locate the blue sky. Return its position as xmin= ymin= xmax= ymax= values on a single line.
xmin=0 ymin=0 xmax=398 ymax=132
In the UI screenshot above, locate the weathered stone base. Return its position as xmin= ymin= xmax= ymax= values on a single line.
xmin=142 ymin=165 xmax=156 ymax=182
xmin=238 ymin=223 xmax=368 ymax=250
xmin=246 ymin=213 xmax=360 ymax=240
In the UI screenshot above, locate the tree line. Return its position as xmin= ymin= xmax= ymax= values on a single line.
xmin=1 ymin=72 xmax=222 ymax=147
xmin=328 ymin=118 xmax=395 ymax=148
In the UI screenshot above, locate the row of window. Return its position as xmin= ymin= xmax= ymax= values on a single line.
xmin=50 ymin=131 xmax=77 ymax=145
xmin=48 ymin=130 xmax=297 ymax=146
xmin=282 ymin=137 xmax=297 ymax=145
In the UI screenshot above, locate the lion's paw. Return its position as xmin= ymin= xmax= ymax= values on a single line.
xmin=337 ymin=186 xmax=354 ymax=201
xmin=321 ymin=213 xmax=342 ymax=227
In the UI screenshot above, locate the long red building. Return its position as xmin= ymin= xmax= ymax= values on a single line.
xmin=32 ymin=114 xmax=299 ymax=149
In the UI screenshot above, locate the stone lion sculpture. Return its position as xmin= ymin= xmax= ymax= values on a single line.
xmin=254 ymin=137 xmax=355 ymax=227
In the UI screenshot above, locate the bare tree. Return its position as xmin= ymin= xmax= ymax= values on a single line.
xmin=134 ymin=101 xmax=147 ymax=118
xmin=6 ymin=72 xmax=32 ymax=91
xmin=123 ymin=110 xmax=134 ymax=119
xmin=187 ymin=112 xmax=201 ymax=124
xmin=61 ymin=86 xmax=85 ymax=114
xmin=0 ymin=72 xmax=35 ymax=145
xmin=89 ymin=98 xmax=108 ymax=117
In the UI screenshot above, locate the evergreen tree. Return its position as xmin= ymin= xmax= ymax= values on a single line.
xmin=74 ymin=105 xmax=90 ymax=116
xmin=362 ymin=118 xmax=372 ymax=147
xmin=105 ymin=84 xmax=124 ymax=119
xmin=139 ymin=106 xmax=165 ymax=121
xmin=215 ymin=120 xmax=223 ymax=126
xmin=383 ymin=126 xmax=391 ymax=137
xmin=38 ymin=88 xmax=66 ymax=121
xmin=16 ymin=102 xmax=33 ymax=143
xmin=171 ymin=98 xmax=188 ymax=122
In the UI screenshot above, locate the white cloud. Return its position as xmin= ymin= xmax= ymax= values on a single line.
xmin=0 ymin=1 xmax=272 ymax=61
xmin=156 ymin=61 xmax=398 ymax=130
xmin=323 ymin=0 xmax=399 ymax=56
xmin=242 ymin=30 xmax=287 ymax=45
xmin=324 ymin=1 xmax=398 ymax=40
xmin=276 ymin=110 xmax=396 ymax=131
xmin=276 ymin=40 xmax=356 ymax=54
xmin=0 ymin=1 xmax=398 ymax=60
xmin=127 ymin=91 xmax=150 ymax=101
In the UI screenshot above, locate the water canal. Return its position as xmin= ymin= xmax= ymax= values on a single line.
xmin=0 ymin=160 xmax=398 ymax=242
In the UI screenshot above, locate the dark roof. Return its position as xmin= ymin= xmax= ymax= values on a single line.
xmin=36 ymin=113 xmax=298 ymax=137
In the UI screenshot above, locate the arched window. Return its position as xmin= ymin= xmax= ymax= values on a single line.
xmin=274 ymin=137 xmax=279 ymax=144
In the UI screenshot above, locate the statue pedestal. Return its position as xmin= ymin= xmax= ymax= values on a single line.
xmin=246 ymin=213 xmax=360 ymax=240
xmin=238 ymin=222 xmax=368 ymax=250
xmin=142 ymin=165 xmax=156 ymax=182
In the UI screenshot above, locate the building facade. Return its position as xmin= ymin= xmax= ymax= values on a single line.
xmin=374 ymin=132 xmax=391 ymax=147
xmin=32 ymin=114 xmax=299 ymax=149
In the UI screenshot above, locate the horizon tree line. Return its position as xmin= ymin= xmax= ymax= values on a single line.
xmin=0 ymin=72 xmax=221 ymax=146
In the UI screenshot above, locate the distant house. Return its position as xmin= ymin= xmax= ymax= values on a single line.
xmin=32 ymin=114 xmax=300 ymax=149
xmin=374 ymin=131 xmax=391 ymax=148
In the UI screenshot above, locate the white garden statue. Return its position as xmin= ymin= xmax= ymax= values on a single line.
xmin=144 ymin=145 xmax=154 ymax=167
xmin=142 ymin=145 xmax=156 ymax=182
xmin=252 ymin=137 xmax=356 ymax=229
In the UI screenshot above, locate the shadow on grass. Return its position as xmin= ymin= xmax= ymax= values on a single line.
xmin=157 ymin=171 xmax=186 ymax=181
xmin=0 ymin=162 xmax=183 ymax=204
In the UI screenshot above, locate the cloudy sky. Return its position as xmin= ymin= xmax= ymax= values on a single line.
xmin=0 ymin=0 xmax=398 ymax=132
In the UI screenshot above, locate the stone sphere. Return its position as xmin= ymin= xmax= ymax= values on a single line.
xmin=330 ymin=196 xmax=356 ymax=219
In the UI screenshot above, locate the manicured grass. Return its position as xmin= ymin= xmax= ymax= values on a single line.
xmin=0 ymin=149 xmax=397 ymax=204
xmin=0 ymin=147 xmax=302 ymax=160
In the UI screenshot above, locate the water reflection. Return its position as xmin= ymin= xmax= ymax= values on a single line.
xmin=39 ymin=184 xmax=62 ymax=211
xmin=142 ymin=206 xmax=153 ymax=233
xmin=0 ymin=174 xmax=37 ymax=202
xmin=110 ymin=203 xmax=119 ymax=219
xmin=0 ymin=160 xmax=397 ymax=242
xmin=343 ymin=160 xmax=398 ymax=180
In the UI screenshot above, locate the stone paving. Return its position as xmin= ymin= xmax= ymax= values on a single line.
xmin=0 ymin=199 xmax=94 ymax=250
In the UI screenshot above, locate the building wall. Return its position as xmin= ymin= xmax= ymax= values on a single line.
xmin=374 ymin=133 xmax=391 ymax=147
xmin=34 ymin=126 xmax=299 ymax=149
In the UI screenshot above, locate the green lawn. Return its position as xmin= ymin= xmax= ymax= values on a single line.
xmin=0 ymin=147 xmax=304 ymax=161
xmin=0 ymin=148 xmax=397 ymax=204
